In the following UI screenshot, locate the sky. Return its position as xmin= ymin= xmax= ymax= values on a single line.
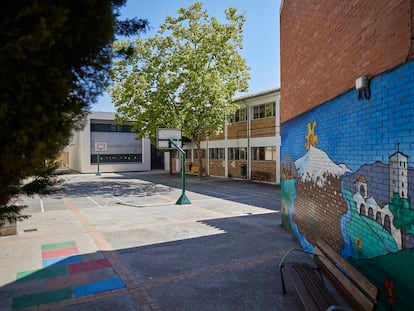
xmin=92 ymin=0 xmax=281 ymax=112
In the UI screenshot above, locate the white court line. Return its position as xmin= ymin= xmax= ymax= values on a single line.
xmin=86 ymin=196 xmax=103 ymax=208
xmin=40 ymin=198 xmax=44 ymax=213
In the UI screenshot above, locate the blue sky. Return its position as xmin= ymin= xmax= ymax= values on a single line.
xmin=92 ymin=0 xmax=281 ymax=112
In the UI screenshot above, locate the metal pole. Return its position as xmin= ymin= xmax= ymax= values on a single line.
xmin=169 ymin=138 xmax=191 ymax=205
xmin=96 ymin=154 xmax=101 ymax=176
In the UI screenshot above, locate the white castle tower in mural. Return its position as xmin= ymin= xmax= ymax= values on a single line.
xmin=389 ymin=150 xmax=408 ymax=200
xmin=352 ymin=149 xmax=410 ymax=250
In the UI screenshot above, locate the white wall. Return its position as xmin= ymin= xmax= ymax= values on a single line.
xmin=69 ymin=111 xmax=151 ymax=173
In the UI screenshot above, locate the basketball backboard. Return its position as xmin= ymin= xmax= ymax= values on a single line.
xmin=156 ymin=128 xmax=182 ymax=149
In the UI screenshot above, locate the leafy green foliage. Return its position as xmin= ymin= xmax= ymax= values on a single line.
xmin=389 ymin=193 xmax=414 ymax=248
xmin=110 ymin=2 xmax=250 ymax=171
xmin=0 ymin=1 xmax=148 ymax=221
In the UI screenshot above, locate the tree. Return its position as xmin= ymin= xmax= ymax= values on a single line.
xmin=110 ymin=2 xmax=250 ymax=175
xmin=0 ymin=0 xmax=148 ymax=224
xmin=389 ymin=193 xmax=414 ymax=249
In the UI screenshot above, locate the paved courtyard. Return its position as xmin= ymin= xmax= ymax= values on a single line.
xmin=0 ymin=171 xmax=305 ymax=310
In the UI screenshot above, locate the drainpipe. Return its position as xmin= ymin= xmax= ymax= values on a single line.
xmin=241 ymin=100 xmax=251 ymax=180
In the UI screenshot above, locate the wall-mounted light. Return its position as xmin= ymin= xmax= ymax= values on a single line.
xmin=356 ymin=75 xmax=371 ymax=100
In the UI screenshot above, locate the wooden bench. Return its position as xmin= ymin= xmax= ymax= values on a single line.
xmin=279 ymin=239 xmax=378 ymax=311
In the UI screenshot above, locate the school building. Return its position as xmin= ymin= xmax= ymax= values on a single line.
xmin=178 ymin=88 xmax=281 ymax=184
xmin=67 ymin=111 xmax=161 ymax=174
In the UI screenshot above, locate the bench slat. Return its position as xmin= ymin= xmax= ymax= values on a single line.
xmin=316 ymin=239 xmax=378 ymax=300
xmin=292 ymin=263 xmax=333 ymax=310
xmin=302 ymin=263 xmax=338 ymax=307
xmin=284 ymin=264 xmax=320 ymax=311
xmin=314 ymin=251 xmax=376 ymax=311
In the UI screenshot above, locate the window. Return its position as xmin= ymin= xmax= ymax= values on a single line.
xmin=91 ymin=123 xmax=134 ymax=133
xmin=229 ymin=108 xmax=247 ymax=123
xmin=91 ymin=154 xmax=142 ymax=163
xmin=253 ymin=102 xmax=276 ymax=119
xmin=253 ymin=105 xmax=265 ymax=119
xmin=251 ymin=146 xmax=276 ymax=161
xmin=209 ymin=148 xmax=225 ymax=160
xmin=228 ymin=147 xmax=247 ymax=160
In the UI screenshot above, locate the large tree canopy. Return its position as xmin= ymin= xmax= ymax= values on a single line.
xmin=110 ymin=2 xmax=250 ymax=173
xmin=0 ymin=1 xmax=148 ymax=215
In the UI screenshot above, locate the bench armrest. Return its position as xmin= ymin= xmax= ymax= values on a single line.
xmin=279 ymin=248 xmax=312 ymax=268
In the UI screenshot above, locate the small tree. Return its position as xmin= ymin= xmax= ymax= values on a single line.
xmin=110 ymin=2 xmax=250 ymax=175
xmin=389 ymin=193 xmax=414 ymax=249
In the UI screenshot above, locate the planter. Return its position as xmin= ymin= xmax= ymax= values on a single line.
xmin=0 ymin=220 xmax=17 ymax=236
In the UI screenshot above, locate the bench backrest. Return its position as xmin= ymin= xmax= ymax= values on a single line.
xmin=313 ymin=239 xmax=378 ymax=311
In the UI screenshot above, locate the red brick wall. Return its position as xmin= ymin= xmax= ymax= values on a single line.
xmin=251 ymin=161 xmax=276 ymax=182
xmin=280 ymin=0 xmax=413 ymax=123
xmin=227 ymin=160 xmax=248 ymax=179
xmin=227 ymin=122 xmax=247 ymax=140
xmin=251 ymin=118 xmax=275 ymax=138
xmin=209 ymin=131 xmax=225 ymax=141
xmin=209 ymin=160 xmax=225 ymax=176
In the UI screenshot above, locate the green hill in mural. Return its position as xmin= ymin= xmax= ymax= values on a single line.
xmin=349 ymin=248 xmax=414 ymax=311
xmin=343 ymin=190 xmax=398 ymax=259
xmin=281 ymin=179 xmax=295 ymax=231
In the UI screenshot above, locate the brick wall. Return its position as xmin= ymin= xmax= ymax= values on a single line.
xmin=227 ymin=122 xmax=247 ymax=140
xmin=281 ymin=2 xmax=414 ymax=309
xmin=209 ymin=160 xmax=225 ymax=176
xmin=281 ymin=61 xmax=414 ymax=310
xmin=208 ymin=131 xmax=225 ymax=141
xmin=280 ymin=0 xmax=413 ymax=123
xmin=251 ymin=161 xmax=276 ymax=182
xmin=227 ymin=160 xmax=248 ymax=179
xmin=251 ymin=118 xmax=275 ymax=138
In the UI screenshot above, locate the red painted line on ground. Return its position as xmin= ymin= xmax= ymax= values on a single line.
xmin=42 ymin=247 xmax=79 ymax=259
xmin=68 ymin=258 xmax=112 ymax=274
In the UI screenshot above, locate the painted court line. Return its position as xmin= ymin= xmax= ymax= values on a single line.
xmin=87 ymin=196 xmax=103 ymax=208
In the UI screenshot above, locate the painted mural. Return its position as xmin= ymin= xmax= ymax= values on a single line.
xmin=281 ymin=119 xmax=414 ymax=311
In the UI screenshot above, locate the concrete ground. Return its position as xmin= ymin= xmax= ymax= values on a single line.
xmin=0 ymin=171 xmax=307 ymax=311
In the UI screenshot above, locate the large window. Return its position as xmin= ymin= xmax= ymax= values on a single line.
xmin=228 ymin=147 xmax=247 ymax=160
xmin=91 ymin=154 xmax=142 ymax=163
xmin=91 ymin=123 xmax=134 ymax=133
xmin=251 ymin=146 xmax=276 ymax=161
xmin=209 ymin=148 xmax=225 ymax=160
xmin=253 ymin=102 xmax=276 ymax=119
xmin=229 ymin=108 xmax=247 ymax=123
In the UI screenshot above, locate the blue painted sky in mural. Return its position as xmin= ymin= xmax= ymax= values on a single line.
xmin=281 ymin=61 xmax=414 ymax=172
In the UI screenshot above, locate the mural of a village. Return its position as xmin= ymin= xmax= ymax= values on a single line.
xmin=281 ymin=121 xmax=414 ymax=311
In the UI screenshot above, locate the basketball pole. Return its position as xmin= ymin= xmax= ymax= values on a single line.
xmin=169 ymin=138 xmax=191 ymax=205
xmin=96 ymin=153 xmax=101 ymax=176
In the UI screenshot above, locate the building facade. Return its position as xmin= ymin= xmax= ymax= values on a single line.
xmin=280 ymin=1 xmax=414 ymax=310
xmin=179 ymin=89 xmax=281 ymax=183
xmin=69 ymin=111 xmax=152 ymax=173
